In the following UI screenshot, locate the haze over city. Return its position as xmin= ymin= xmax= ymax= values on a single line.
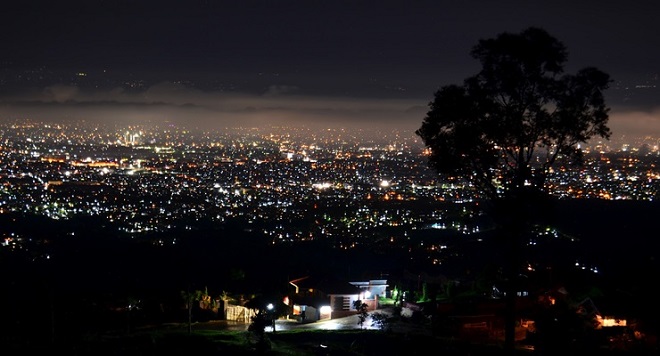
xmin=1 ymin=0 xmax=660 ymax=137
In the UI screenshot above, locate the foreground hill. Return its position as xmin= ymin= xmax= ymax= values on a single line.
xmin=4 ymin=326 xmax=655 ymax=356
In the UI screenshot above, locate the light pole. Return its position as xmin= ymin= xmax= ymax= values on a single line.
xmin=267 ymin=303 xmax=276 ymax=333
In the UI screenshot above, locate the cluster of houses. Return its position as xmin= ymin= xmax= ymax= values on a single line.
xmin=205 ymin=273 xmax=658 ymax=352
xmin=220 ymin=276 xmax=388 ymax=324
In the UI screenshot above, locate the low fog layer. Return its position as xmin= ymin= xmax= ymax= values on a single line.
xmin=0 ymin=82 xmax=658 ymax=140
xmin=0 ymin=82 xmax=428 ymax=133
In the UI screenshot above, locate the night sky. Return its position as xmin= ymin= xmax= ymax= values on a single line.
xmin=1 ymin=0 xmax=660 ymax=137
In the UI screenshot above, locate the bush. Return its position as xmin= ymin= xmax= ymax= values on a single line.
xmin=371 ymin=312 xmax=392 ymax=332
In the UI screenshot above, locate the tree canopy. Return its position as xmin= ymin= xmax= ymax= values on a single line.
xmin=416 ymin=27 xmax=612 ymax=353
xmin=416 ymin=27 xmax=611 ymax=200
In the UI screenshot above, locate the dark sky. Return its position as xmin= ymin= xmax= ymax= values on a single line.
xmin=1 ymin=0 xmax=660 ymax=138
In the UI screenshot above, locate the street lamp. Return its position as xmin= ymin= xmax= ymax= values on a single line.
xmin=267 ymin=303 xmax=276 ymax=332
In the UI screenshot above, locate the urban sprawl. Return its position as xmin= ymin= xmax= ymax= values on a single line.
xmin=1 ymin=120 xmax=659 ymax=271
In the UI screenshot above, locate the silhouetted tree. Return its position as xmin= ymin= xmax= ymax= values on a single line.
xmin=181 ymin=288 xmax=203 ymax=334
xmin=245 ymin=294 xmax=290 ymax=333
xmin=353 ymin=300 xmax=369 ymax=329
xmin=370 ymin=311 xmax=392 ymax=332
xmin=245 ymin=294 xmax=290 ymax=353
xmin=247 ymin=310 xmax=272 ymax=353
xmin=123 ymin=296 xmax=141 ymax=335
xmin=416 ymin=27 xmax=611 ymax=353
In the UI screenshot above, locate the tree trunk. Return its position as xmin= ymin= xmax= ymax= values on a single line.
xmin=498 ymin=194 xmax=525 ymax=355
xmin=504 ymin=254 xmax=517 ymax=354
xmin=188 ymin=304 xmax=192 ymax=334
xmin=50 ymin=287 xmax=56 ymax=345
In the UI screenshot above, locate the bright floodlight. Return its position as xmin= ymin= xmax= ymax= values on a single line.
xmin=267 ymin=303 xmax=274 ymax=310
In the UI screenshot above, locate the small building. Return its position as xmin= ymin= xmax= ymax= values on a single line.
xmin=288 ymin=275 xmax=388 ymax=321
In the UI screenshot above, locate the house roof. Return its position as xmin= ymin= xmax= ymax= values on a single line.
xmin=289 ymin=275 xmax=363 ymax=296
xmin=349 ymin=279 xmax=389 ymax=288
xmin=288 ymin=294 xmax=330 ymax=308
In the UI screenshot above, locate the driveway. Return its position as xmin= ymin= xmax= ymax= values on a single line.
xmin=187 ymin=307 xmax=396 ymax=333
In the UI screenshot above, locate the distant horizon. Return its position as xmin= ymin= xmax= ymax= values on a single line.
xmin=3 ymin=116 xmax=660 ymax=149
xmin=3 ymin=2 xmax=660 ymax=139
xmin=0 ymin=76 xmax=659 ymax=140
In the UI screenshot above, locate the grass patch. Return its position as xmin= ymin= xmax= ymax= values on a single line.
xmin=2 ymin=323 xmax=528 ymax=355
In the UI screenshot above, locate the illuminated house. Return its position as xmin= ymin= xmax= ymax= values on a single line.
xmin=348 ymin=279 xmax=388 ymax=311
xmin=578 ymin=297 xmax=628 ymax=329
xmin=288 ymin=275 xmax=386 ymax=321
